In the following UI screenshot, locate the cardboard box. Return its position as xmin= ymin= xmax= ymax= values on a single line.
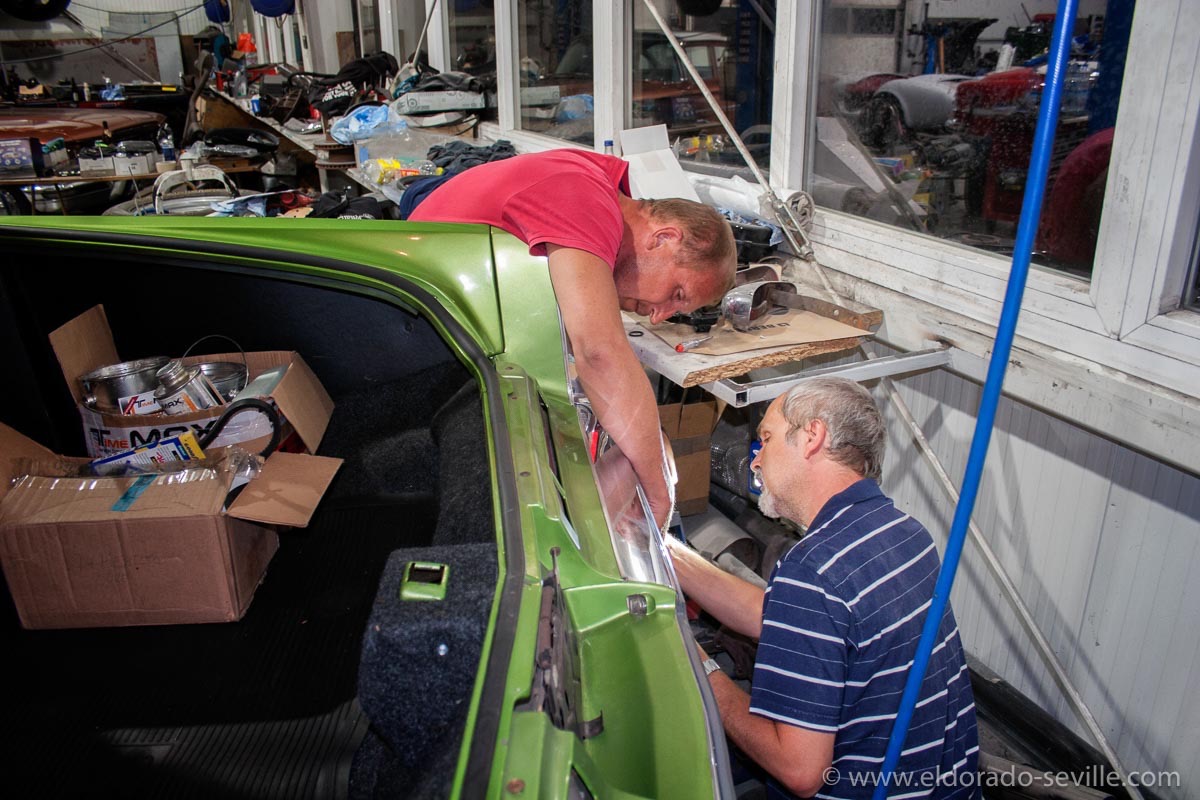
xmin=113 ymin=150 xmax=158 ymax=177
xmin=392 ymin=90 xmax=486 ymax=114
xmin=49 ymin=305 xmax=334 ymax=459
xmin=659 ymin=398 xmax=722 ymax=516
xmin=0 ymin=423 xmax=342 ymax=629
xmin=618 ymin=124 xmax=701 ymax=202
xmin=78 ymin=152 xmax=116 ymax=176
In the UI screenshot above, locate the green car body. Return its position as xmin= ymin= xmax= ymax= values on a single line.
xmin=0 ymin=216 xmax=731 ymax=799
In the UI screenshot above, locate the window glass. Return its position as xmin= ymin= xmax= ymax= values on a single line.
xmin=635 ymin=1 xmax=773 ymax=172
xmin=447 ymin=0 xmax=499 ymax=124
xmin=813 ymin=0 xmax=1133 ymax=280
xmin=852 ymin=9 xmax=898 ymax=36
xmin=516 ymin=0 xmax=593 ymax=143
xmin=357 ymin=1 xmax=381 ymax=57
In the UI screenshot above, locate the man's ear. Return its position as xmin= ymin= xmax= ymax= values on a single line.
xmin=650 ymin=224 xmax=682 ymax=249
xmin=802 ymin=419 xmax=827 ymax=459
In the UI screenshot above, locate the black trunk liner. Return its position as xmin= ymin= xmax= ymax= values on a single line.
xmin=2 ymin=499 xmax=436 ymax=799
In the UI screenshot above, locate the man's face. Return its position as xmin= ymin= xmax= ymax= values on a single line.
xmin=751 ymin=398 xmax=806 ymax=524
xmin=614 ymin=238 xmax=731 ymax=325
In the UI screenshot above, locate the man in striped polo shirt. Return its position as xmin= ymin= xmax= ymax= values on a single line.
xmin=669 ymin=378 xmax=980 ymax=799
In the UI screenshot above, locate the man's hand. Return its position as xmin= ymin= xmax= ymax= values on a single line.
xmin=546 ymin=244 xmax=673 ymax=530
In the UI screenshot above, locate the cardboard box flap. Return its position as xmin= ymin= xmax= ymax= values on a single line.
xmin=227 ymin=452 xmax=342 ymax=528
xmin=271 ymin=357 xmax=334 ymax=452
xmin=619 ymin=124 xmax=701 ymax=201
xmin=48 ymin=305 xmax=120 ymax=406
xmin=0 ymin=422 xmax=57 ymax=505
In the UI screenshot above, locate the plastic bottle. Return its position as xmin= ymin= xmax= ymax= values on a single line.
xmin=1063 ymin=61 xmax=1091 ymax=116
xmin=362 ymin=158 xmax=439 ymax=184
xmin=158 ymin=123 xmax=176 ymax=163
xmin=360 ymin=117 xmax=442 ymax=165
xmin=603 ymin=139 xmax=614 ymax=155
xmin=233 ymin=64 xmax=248 ymax=98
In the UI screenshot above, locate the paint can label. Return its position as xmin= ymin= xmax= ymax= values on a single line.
xmin=117 ymin=392 xmax=162 ymax=416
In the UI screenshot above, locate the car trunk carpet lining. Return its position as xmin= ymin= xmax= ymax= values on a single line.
xmin=2 ymin=377 xmax=498 ymax=798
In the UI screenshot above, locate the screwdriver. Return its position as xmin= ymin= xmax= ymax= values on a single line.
xmin=675 ymin=335 xmax=713 ymax=353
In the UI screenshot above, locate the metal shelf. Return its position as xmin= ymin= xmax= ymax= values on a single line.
xmin=702 ymin=348 xmax=952 ymax=406
xmin=624 ymin=315 xmax=951 ymax=407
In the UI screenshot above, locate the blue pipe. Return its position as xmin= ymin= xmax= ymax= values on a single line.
xmin=871 ymin=1 xmax=1079 ymax=797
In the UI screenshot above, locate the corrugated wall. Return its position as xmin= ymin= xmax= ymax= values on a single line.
xmin=874 ymin=358 xmax=1199 ymax=799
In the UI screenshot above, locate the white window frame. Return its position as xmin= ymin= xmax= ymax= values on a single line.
xmin=464 ymin=1 xmax=1200 ymax=471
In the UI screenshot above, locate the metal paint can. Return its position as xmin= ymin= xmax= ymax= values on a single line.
xmin=153 ymin=359 xmax=224 ymax=416
xmin=196 ymin=360 xmax=249 ymax=402
xmin=80 ymin=357 xmax=170 ymax=415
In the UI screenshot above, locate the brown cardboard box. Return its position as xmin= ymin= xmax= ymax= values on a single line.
xmin=659 ymin=398 xmax=722 ymax=516
xmin=49 ymin=305 xmax=334 ymax=459
xmin=0 ymin=423 xmax=342 ymax=630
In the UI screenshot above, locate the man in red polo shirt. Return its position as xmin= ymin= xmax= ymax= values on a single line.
xmin=410 ymin=149 xmax=736 ymax=529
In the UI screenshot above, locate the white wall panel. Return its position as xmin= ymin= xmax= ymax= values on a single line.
xmin=873 ymin=354 xmax=1200 ymax=799
xmin=73 ymin=0 xmax=213 ymax=36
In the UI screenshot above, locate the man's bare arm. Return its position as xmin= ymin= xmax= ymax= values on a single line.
xmin=709 ymin=669 xmax=836 ymax=797
xmin=666 ymin=536 xmax=765 ymax=638
xmin=546 ymin=244 xmax=673 ymax=528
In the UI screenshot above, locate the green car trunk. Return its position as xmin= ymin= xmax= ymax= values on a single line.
xmin=0 ymin=217 xmax=729 ymax=799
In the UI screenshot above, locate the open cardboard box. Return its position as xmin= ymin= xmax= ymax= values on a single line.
xmin=660 ymin=397 xmax=723 ymax=516
xmin=50 ymin=305 xmax=334 ymax=459
xmin=0 ymin=422 xmax=342 ymax=630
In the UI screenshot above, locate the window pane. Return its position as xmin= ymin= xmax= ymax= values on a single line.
xmin=517 ymin=0 xmax=593 ymax=143
xmin=358 ymin=1 xmax=381 ymax=57
xmin=851 ymin=9 xmax=897 ymax=36
xmin=447 ymin=0 xmax=498 ymax=124
xmin=813 ymin=2 xmax=1133 ymax=280
xmin=637 ymin=1 xmax=773 ymax=173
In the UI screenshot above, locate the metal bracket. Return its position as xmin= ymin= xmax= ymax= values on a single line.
xmin=702 ymin=347 xmax=953 ymax=407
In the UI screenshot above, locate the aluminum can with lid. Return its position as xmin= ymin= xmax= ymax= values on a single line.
xmin=153 ymin=359 xmax=224 ymax=415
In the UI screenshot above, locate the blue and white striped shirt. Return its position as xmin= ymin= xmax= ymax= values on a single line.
xmin=750 ymin=480 xmax=980 ymax=800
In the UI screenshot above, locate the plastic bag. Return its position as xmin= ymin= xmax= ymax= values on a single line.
xmin=555 ymin=94 xmax=594 ymax=122
xmin=329 ymin=103 xmax=392 ymax=144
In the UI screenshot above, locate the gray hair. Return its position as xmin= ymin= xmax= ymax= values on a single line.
xmin=779 ymin=377 xmax=885 ymax=481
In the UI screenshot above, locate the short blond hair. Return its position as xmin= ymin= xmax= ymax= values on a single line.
xmin=643 ymin=197 xmax=736 ymax=276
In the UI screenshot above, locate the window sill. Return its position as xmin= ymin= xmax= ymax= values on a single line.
xmin=810 ymin=209 xmax=1199 ymax=398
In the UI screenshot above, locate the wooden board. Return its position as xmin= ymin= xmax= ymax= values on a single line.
xmin=625 ymin=283 xmax=881 ymax=387
xmin=670 ymin=337 xmax=866 ymax=387
xmin=624 ymin=316 xmax=868 ymax=388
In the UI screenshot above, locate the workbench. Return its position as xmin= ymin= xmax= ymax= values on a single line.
xmin=206 ymin=89 xmax=344 ymax=192
xmin=624 ymin=308 xmax=951 ymax=407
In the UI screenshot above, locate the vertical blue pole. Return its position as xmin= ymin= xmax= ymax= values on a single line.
xmin=870 ymin=1 xmax=1079 ymax=797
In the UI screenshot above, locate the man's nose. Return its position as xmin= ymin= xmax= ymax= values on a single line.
xmin=750 ymin=450 xmax=762 ymax=471
xmin=649 ymin=306 xmax=670 ymax=325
